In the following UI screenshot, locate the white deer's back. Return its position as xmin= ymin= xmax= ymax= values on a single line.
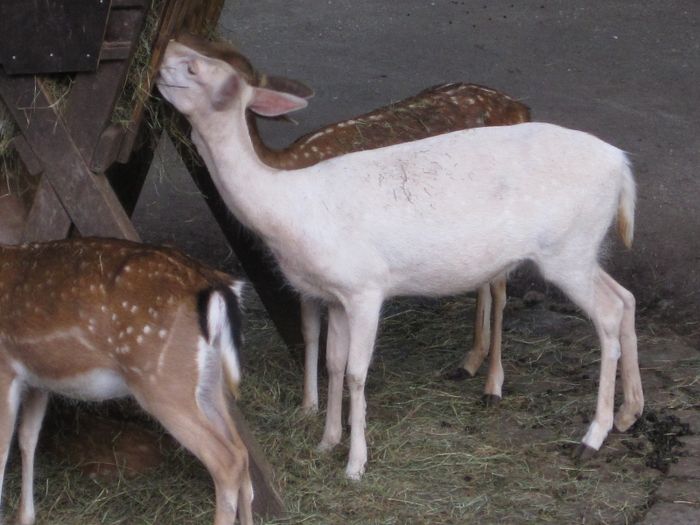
xmin=264 ymin=123 xmax=626 ymax=299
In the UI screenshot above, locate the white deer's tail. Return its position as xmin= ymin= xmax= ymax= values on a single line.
xmin=617 ymin=159 xmax=636 ymax=249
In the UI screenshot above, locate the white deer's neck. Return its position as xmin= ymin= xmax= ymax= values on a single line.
xmin=189 ymin=107 xmax=294 ymax=240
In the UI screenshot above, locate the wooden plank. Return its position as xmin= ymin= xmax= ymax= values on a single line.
xmin=92 ymin=124 xmax=127 ymax=173
xmin=0 ymin=74 xmax=140 ymax=241
xmin=11 ymin=136 xmax=43 ymax=176
xmin=0 ymin=0 xmax=110 ymax=75
xmin=229 ymin=402 xmax=285 ymax=518
xmin=167 ymin=117 xmax=305 ymax=355
xmin=21 ymin=176 xmax=72 ymax=242
xmin=110 ymin=0 xmax=148 ymax=8
xmin=99 ymin=41 xmax=133 ymax=62
xmin=64 ymin=5 xmax=147 ymax=166
xmin=107 ymin=125 xmax=160 ymax=215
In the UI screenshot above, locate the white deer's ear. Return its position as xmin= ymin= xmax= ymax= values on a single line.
xmin=249 ymin=87 xmax=308 ymax=117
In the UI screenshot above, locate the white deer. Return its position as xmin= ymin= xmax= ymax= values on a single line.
xmin=157 ymin=35 xmax=643 ymax=480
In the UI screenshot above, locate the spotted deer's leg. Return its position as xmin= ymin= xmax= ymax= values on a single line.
xmin=0 ymin=367 xmax=21 ymax=523
xmin=483 ymin=276 xmax=507 ymax=406
xmin=460 ymin=283 xmax=492 ymax=376
xmin=17 ymin=388 xmax=49 ymax=525
xmin=133 ymin=389 xmax=250 ymax=525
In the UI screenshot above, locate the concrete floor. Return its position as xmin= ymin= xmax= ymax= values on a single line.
xmin=134 ymin=1 xmax=700 ymax=315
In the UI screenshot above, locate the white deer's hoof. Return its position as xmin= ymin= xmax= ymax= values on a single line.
xmin=345 ymin=464 xmax=365 ymax=481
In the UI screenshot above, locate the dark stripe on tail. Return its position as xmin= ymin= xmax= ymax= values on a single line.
xmin=196 ymin=285 xmax=243 ymax=352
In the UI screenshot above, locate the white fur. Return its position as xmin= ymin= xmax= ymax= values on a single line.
xmin=158 ymin=41 xmax=644 ymax=479
xmin=11 ymin=361 xmax=129 ymax=401
xmin=207 ymin=291 xmax=241 ymax=387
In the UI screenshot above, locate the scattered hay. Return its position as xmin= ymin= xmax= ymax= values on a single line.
xmin=2 ymin=293 xmax=696 ymax=524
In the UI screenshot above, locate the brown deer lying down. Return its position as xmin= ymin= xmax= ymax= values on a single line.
xmin=0 ymin=238 xmax=252 ymax=525
xmin=196 ymin=35 xmax=531 ymax=410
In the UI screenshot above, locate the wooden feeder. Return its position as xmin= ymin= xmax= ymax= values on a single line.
xmin=0 ymin=0 xmax=300 ymax=518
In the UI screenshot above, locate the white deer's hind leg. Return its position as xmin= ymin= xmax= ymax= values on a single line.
xmin=460 ymin=283 xmax=492 ymax=376
xmin=17 ymin=389 xmax=48 ymax=525
xmin=300 ymin=298 xmax=322 ymax=414
xmin=318 ymin=304 xmax=349 ymax=452
xmin=483 ymin=276 xmax=507 ymax=406
xmin=543 ymin=262 xmax=624 ymax=456
xmin=343 ymin=292 xmax=383 ymax=480
xmin=598 ymin=271 xmax=643 ymax=432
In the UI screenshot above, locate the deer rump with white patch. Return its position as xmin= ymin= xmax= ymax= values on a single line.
xmin=0 ymin=238 xmax=252 ymax=525
xmin=158 ymin=36 xmax=643 ymax=480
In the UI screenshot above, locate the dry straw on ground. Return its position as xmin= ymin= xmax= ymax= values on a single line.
xmin=3 ymin=290 xmax=697 ymax=524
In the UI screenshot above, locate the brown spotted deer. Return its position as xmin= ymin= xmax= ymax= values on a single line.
xmin=0 ymin=238 xmax=252 ymax=525
xmin=158 ymin=34 xmax=642 ymax=480
xmin=194 ymin=35 xmax=531 ymax=411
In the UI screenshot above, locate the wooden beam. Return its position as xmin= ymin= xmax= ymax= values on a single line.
xmin=229 ymin=402 xmax=285 ymax=518
xmin=64 ymin=5 xmax=147 ymax=165
xmin=107 ymin=125 xmax=160 ymax=216
xmin=21 ymin=176 xmax=72 ymax=242
xmin=0 ymin=73 xmax=139 ymax=240
xmin=11 ymin=135 xmax=43 ymax=176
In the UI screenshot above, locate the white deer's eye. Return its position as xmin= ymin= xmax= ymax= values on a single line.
xmin=187 ymin=62 xmax=197 ymax=75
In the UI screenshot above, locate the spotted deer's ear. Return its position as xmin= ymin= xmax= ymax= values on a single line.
xmin=260 ymin=75 xmax=315 ymax=99
xmin=248 ymin=86 xmax=308 ymax=117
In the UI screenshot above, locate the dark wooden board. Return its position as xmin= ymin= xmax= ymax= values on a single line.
xmin=0 ymin=73 xmax=140 ymax=240
xmin=0 ymin=0 xmax=111 ymax=75
xmin=21 ymin=177 xmax=73 ymax=243
xmin=64 ymin=3 xmax=147 ymax=167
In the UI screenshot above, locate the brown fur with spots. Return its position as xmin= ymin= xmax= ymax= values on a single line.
xmin=251 ymin=82 xmax=530 ymax=169
xmin=0 ymin=237 xmax=252 ymax=525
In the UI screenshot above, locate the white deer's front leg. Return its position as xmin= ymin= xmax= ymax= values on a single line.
xmin=300 ymin=298 xmax=322 ymax=413
xmin=343 ymin=293 xmax=383 ymax=480
xmin=318 ymin=304 xmax=349 ymax=451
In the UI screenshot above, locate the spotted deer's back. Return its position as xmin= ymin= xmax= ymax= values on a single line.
xmin=0 ymin=238 xmax=218 ymax=378
xmin=272 ymin=83 xmax=531 ymax=169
